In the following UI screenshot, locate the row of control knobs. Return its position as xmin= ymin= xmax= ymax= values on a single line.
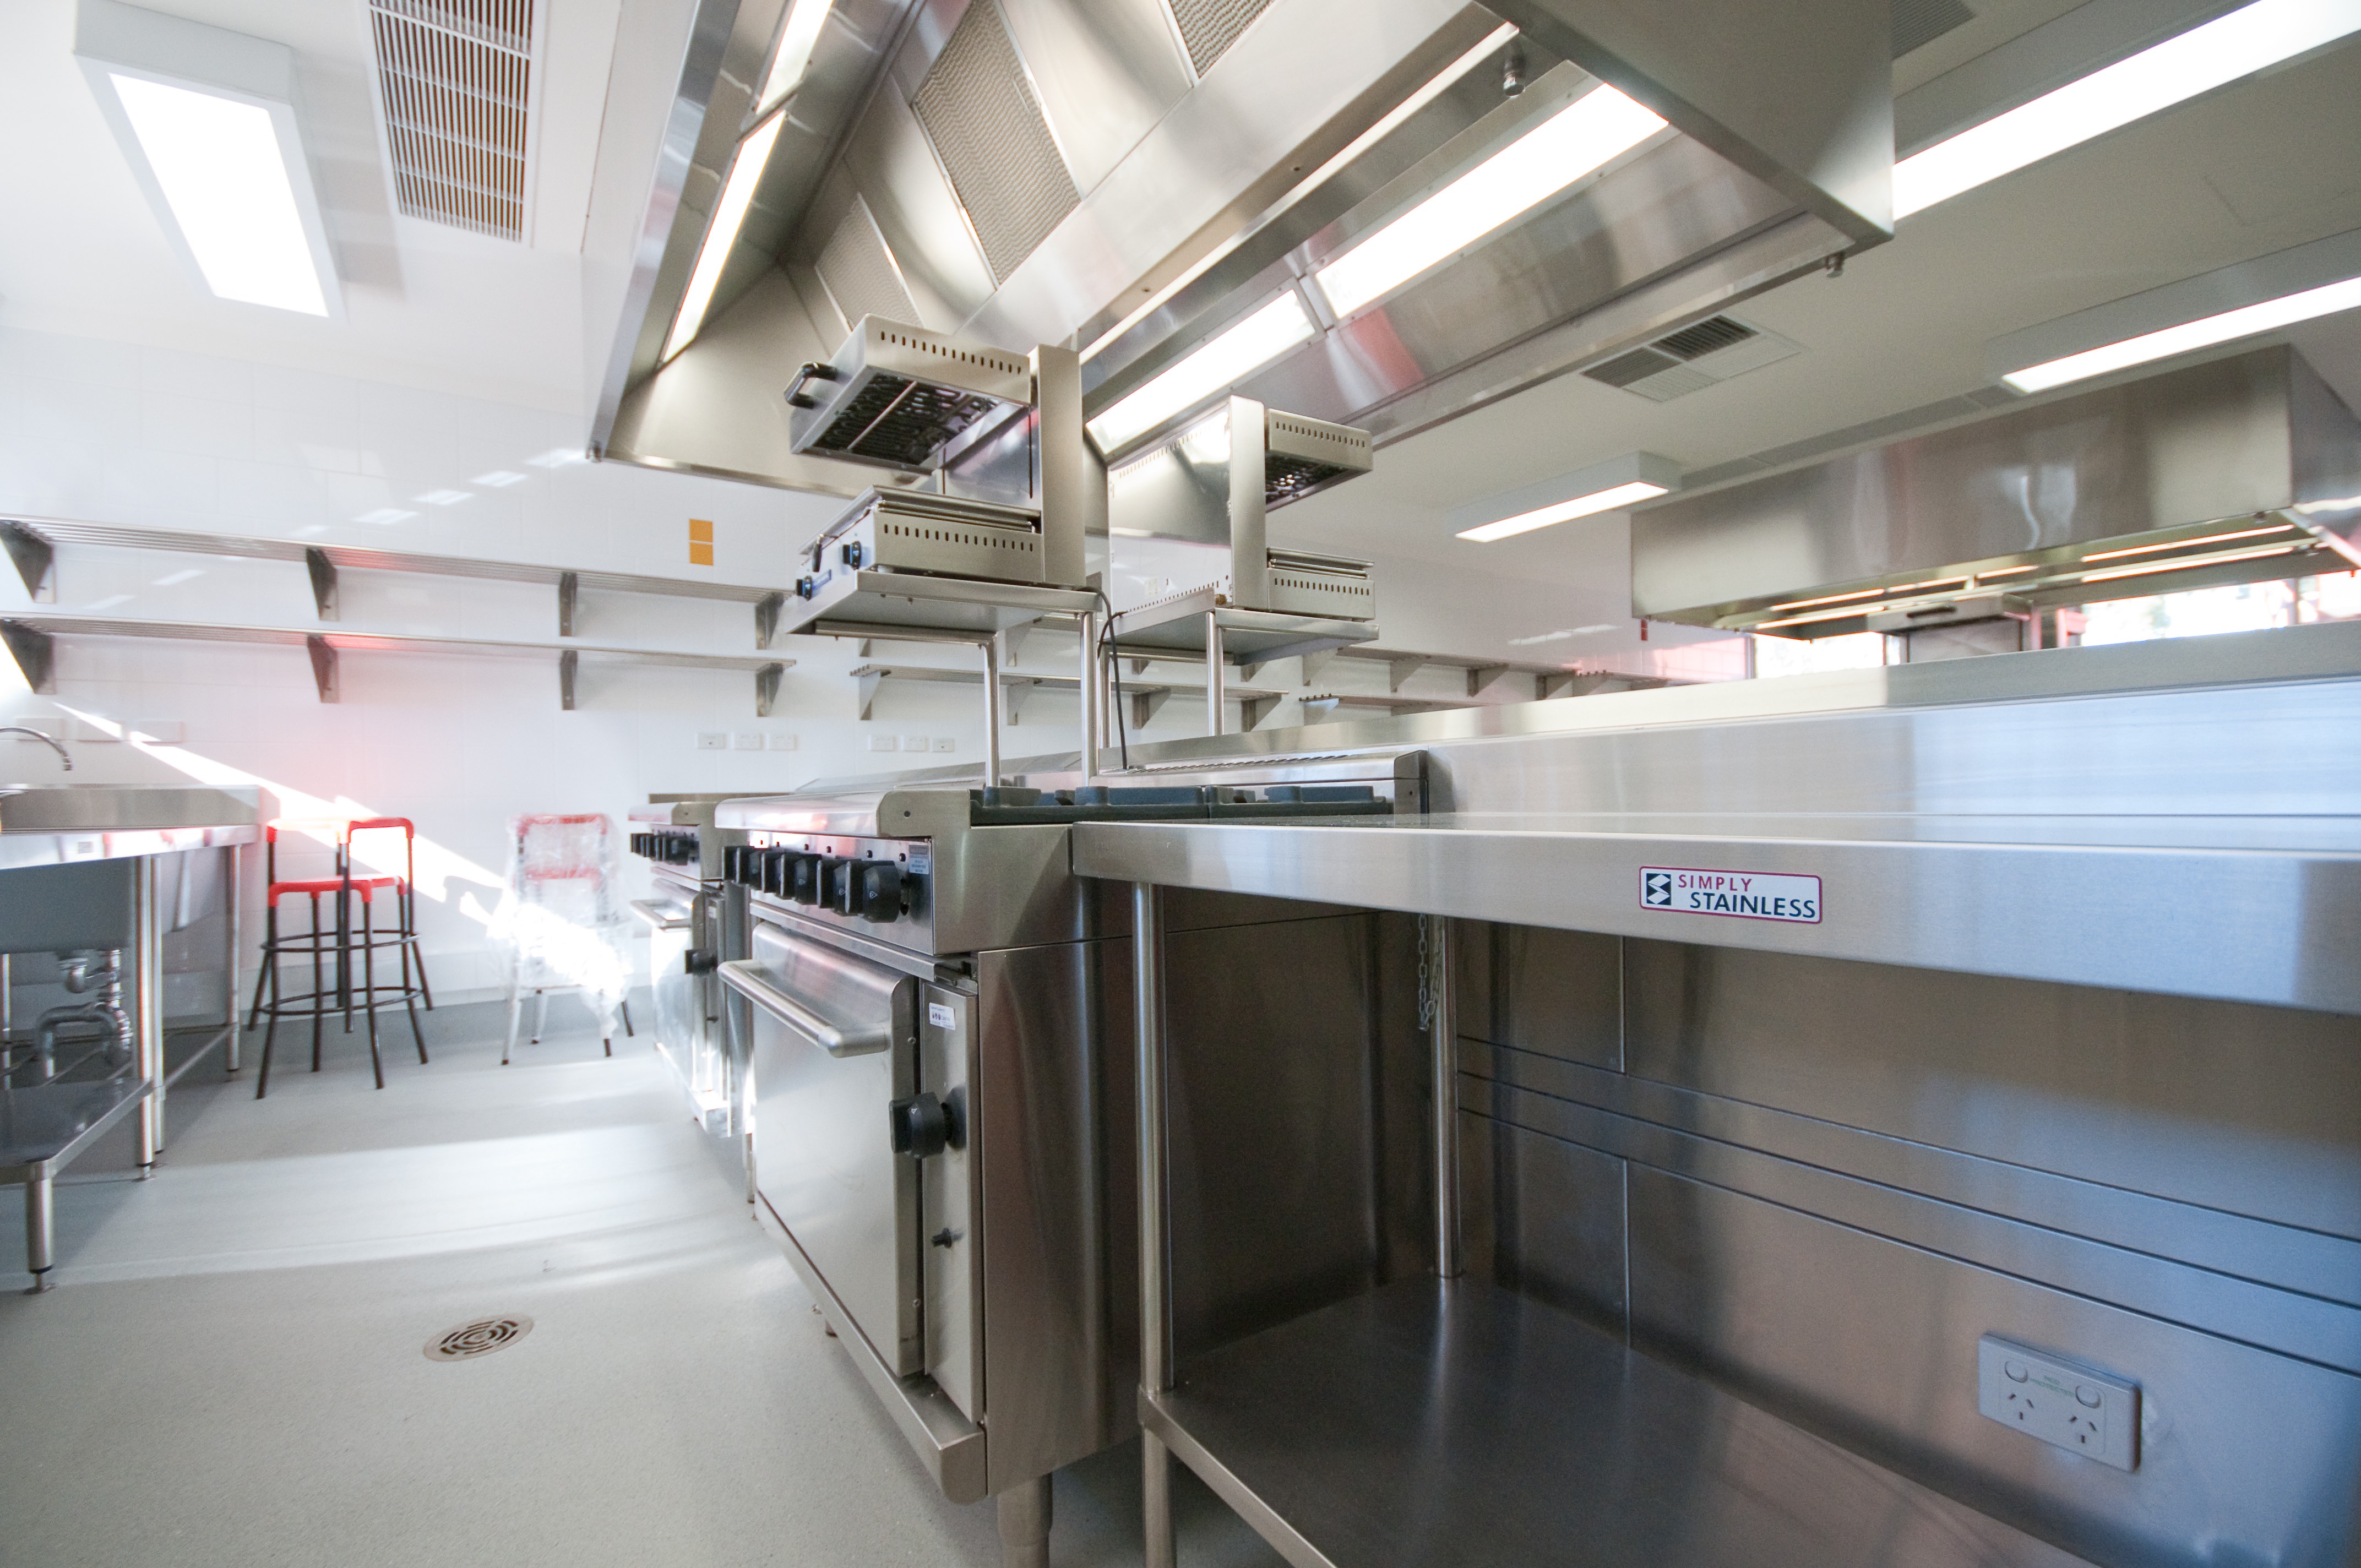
xmin=724 ymin=845 xmax=908 ymax=923
xmin=629 ymin=831 xmax=700 ymax=865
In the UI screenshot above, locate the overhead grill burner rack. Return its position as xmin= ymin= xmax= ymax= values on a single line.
xmin=1263 ymin=410 xmax=1372 ymax=508
xmin=786 ymin=317 xmax=1032 ymax=475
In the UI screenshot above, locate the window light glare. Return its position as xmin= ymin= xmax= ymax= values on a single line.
xmin=111 ymin=74 xmax=324 ymax=315
xmin=664 ymin=112 xmax=787 ymax=363
xmin=1087 ymin=295 xmax=1316 ymax=452
xmin=1457 ymin=480 xmax=1667 ymax=542
xmin=1315 ymin=85 xmax=1666 ymax=319
xmin=759 ymin=1 xmax=833 ymax=112
xmin=1893 ymin=0 xmax=2361 ymax=218
xmin=2002 ymin=274 xmax=2361 ymax=391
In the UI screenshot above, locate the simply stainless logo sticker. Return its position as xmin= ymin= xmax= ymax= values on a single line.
xmin=1641 ymin=867 xmax=1821 ymax=924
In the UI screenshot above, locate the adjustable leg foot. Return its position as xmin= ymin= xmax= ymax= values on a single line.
xmin=996 ymin=1475 xmax=1052 ymax=1568
xmin=24 ymin=1173 xmax=53 ymax=1293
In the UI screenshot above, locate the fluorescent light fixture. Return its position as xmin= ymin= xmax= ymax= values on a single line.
xmin=1087 ymin=293 xmax=1317 ymax=453
xmin=1894 ymin=0 xmax=2361 ymax=218
xmin=1314 ymin=85 xmax=1666 ymax=319
xmin=758 ymin=1 xmax=834 ymax=113
xmin=663 ymin=111 xmax=788 ymax=363
xmin=1451 ymin=453 xmax=1681 ymax=543
xmin=2004 ymin=275 xmax=2361 ymax=391
xmin=75 ymin=0 xmax=341 ymax=317
xmin=1991 ymin=227 xmax=2361 ymax=391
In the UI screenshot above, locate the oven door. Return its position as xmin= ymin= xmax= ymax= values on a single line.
xmin=722 ymin=922 xmax=921 ymax=1376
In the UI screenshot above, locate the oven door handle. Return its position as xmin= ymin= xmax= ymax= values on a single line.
xmin=719 ymin=959 xmax=891 ymax=1057
xmin=628 ymin=899 xmax=693 ymax=932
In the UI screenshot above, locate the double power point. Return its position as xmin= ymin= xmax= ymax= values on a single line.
xmin=1977 ymin=1335 xmax=2140 ymax=1471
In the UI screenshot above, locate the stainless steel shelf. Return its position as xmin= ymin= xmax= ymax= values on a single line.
xmin=1109 ymin=585 xmax=1378 ymax=663
xmin=851 ymin=662 xmax=1282 ymax=729
xmin=0 ymin=1074 xmax=149 ymax=1180
xmin=1149 ymin=1277 xmax=2091 ymax=1568
xmin=792 ymin=569 xmax=1098 ymax=641
xmin=1074 ymin=812 xmax=2361 ymax=1014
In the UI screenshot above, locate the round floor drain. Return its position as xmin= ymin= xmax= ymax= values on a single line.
xmin=425 ymin=1315 xmax=534 ymax=1362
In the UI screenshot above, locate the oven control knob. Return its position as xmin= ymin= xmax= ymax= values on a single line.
xmin=855 ymin=863 xmax=903 ymax=923
xmin=798 ymin=856 xmax=837 ymax=906
xmin=888 ymin=1088 xmax=965 ymax=1159
xmin=760 ymin=848 xmax=796 ymax=895
xmin=684 ymin=948 xmax=717 ymax=976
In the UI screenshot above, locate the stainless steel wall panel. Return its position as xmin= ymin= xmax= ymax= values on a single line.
xmin=1452 ymin=920 xmax=1622 ymax=1070
xmin=1465 ymin=1068 xmax=2361 ymax=1375
xmin=1624 ymin=1167 xmax=2361 ymax=1568
xmin=835 ymin=86 xmax=998 ymax=328
xmin=1457 ymin=1108 xmax=1629 ymax=1330
xmin=996 ymin=0 xmax=1191 ymax=195
xmin=1620 ymin=941 xmax=2361 ymax=1244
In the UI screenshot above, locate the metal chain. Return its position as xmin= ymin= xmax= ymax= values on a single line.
xmin=1416 ymin=914 xmax=1434 ymax=1031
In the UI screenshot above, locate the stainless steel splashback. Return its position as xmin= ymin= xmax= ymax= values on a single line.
xmin=1631 ymin=346 xmax=2361 ymax=636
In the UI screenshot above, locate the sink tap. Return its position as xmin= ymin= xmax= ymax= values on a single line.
xmin=0 ymin=726 xmax=71 ymax=771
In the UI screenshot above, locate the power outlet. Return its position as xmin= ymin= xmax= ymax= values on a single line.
xmin=868 ymin=734 xmax=898 ymax=752
xmin=901 ymin=734 xmax=929 ymax=753
xmin=932 ymin=737 xmax=955 ymax=753
xmin=1978 ymin=1335 xmax=2138 ymax=1471
xmin=733 ymin=732 xmax=764 ymax=750
xmin=696 ymin=732 xmax=728 ymax=751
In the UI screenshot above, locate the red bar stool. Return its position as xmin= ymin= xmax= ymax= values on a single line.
xmin=244 ymin=821 xmax=430 ymax=1097
xmin=345 ymin=817 xmax=435 ymax=1014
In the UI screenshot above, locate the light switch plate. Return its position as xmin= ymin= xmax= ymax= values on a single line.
xmin=696 ymin=732 xmax=727 ymax=751
xmin=1978 ymin=1335 xmax=2138 ymax=1471
xmin=868 ymin=734 xmax=898 ymax=752
xmin=932 ymin=737 xmax=955 ymax=752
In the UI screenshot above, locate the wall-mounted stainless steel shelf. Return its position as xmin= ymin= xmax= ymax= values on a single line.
xmin=851 ymin=663 xmax=1282 ymax=731
xmin=0 ymin=614 xmax=789 ymax=715
xmin=1149 ymin=1277 xmax=2088 ymax=1568
xmin=1108 ymin=584 xmax=1376 ymax=665
xmin=1078 ymin=811 xmax=2361 ymax=1016
xmin=2 ymin=515 xmax=799 ymax=647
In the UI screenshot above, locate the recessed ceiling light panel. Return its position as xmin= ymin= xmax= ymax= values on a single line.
xmin=1452 ymin=453 xmax=1681 ymax=542
xmin=74 ymin=0 xmax=342 ymax=319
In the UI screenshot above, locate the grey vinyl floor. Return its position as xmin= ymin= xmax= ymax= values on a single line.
xmin=0 ymin=1001 xmax=1283 ymax=1568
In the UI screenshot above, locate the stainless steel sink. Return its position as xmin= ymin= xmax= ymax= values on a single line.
xmin=0 ymin=784 xmax=262 ymax=834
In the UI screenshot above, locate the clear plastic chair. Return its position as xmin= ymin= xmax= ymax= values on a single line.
xmin=496 ymin=813 xmax=634 ymax=1063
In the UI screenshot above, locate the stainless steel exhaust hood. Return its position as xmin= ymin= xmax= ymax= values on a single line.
xmin=588 ymin=0 xmax=1892 ymax=492
xmin=1631 ymin=346 xmax=2361 ymax=639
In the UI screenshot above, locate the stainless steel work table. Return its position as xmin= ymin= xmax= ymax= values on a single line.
xmin=3 ymin=786 xmax=258 ymax=1290
xmin=1080 ymin=804 xmax=2361 ymax=1568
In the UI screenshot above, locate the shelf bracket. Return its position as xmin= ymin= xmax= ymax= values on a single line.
xmin=754 ymin=591 xmax=784 ymax=650
xmin=304 ymin=547 xmax=339 ymax=622
xmin=558 ymin=571 xmax=579 ymax=638
xmin=999 ymin=623 xmax=1031 ymax=668
xmin=1239 ymin=693 xmax=1280 ymax=731
xmin=0 ymin=620 xmax=56 ymax=693
xmin=856 ymin=668 xmax=884 ymax=722
xmin=1300 ymin=647 xmax=1336 ymax=684
xmin=1466 ymin=663 xmax=1509 ymax=697
xmin=305 ymin=635 xmax=338 ymax=704
xmin=2 ymin=522 xmax=56 ymax=603
xmin=755 ymin=661 xmax=784 ymax=718
xmin=1387 ymin=655 xmax=1428 ymax=692
xmin=1127 ymin=687 xmax=1171 ymax=728
xmin=1004 ymin=675 xmax=1040 ymax=725
xmin=1301 ymin=694 xmax=1342 ymax=723
xmin=559 ymin=648 xmax=579 ymax=711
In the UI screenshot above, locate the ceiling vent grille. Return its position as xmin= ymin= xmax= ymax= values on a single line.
xmin=817 ymin=197 xmax=920 ymax=335
xmin=1892 ymin=0 xmax=1975 ymax=58
xmin=368 ymin=0 xmax=535 ymax=242
xmin=1581 ymin=315 xmax=1801 ymax=404
xmin=1167 ymin=0 xmax=1271 ymax=76
xmin=912 ymin=2 xmax=1079 ymax=284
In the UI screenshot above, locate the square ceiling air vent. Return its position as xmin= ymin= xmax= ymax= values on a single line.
xmin=368 ymin=0 xmax=535 ymax=242
xmin=1581 ymin=315 xmax=1800 ymax=404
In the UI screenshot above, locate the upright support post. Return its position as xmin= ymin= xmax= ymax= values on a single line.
xmin=1135 ymin=882 xmax=1176 ymax=1568
xmin=996 ymin=1476 xmax=1053 ymax=1568
xmin=1204 ymin=611 xmax=1225 ymax=737
xmin=135 ymin=857 xmax=161 ymax=1168
xmin=1428 ymin=917 xmax=1461 ymax=1278
xmin=981 ymin=635 xmax=1005 ymax=788
xmin=224 ymin=841 xmax=242 ymax=1072
xmin=1079 ymin=610 xmax=1104 ymax=784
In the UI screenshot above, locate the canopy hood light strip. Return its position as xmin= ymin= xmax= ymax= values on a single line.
xmin=1894 ymin=0 xmax=2361 ymax=218
xmin=1314 ymin=84 xmax=1667 ymax=319
xmin=2002 ymin=274 xmax=2361 ymax=392
xmin=1086 ymin=293 xmax=1316 ymax=453
xmin=663 ymin=111 xmax=787 ymax=363
xmin=758 ymin=0 xmax=833 ymax=113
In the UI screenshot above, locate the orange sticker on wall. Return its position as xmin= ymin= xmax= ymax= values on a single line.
xmin=689 ymin=518 xmax=714 ymax=565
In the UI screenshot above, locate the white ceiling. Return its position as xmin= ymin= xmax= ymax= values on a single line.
xmin=4 ymin=0 xmax=2359 ymax=586
xmin=0 ymin=0 xmax=622 ymax=412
